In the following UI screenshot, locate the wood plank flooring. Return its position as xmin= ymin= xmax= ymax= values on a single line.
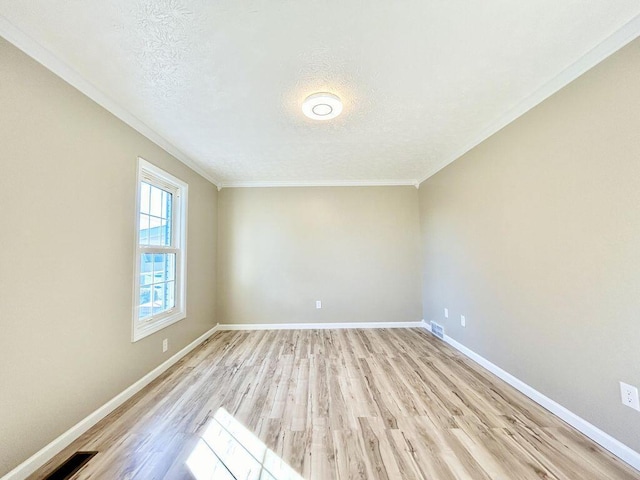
xmin=30 ymin=328 xmax=640 ymax=479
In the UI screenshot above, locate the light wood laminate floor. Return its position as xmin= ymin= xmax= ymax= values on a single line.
xmin=31 ymin=328 xmax=639 ymax=479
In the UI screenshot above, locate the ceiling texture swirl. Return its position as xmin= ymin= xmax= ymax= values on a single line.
xmin=1 ymin=1 xmax=639 ymax=187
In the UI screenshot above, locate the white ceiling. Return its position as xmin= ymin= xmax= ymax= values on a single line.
xmin=1 ymin=1 xmax=639 ymax=187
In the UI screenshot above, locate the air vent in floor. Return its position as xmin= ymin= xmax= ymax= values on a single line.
xmin=430 ymin=321 xmax=445 ymax=340
xmin=44 ymin=451 xmax=98 ymax=480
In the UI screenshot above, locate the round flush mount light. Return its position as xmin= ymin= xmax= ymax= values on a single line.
xmin=302 ymin=92 xmax=343 ymax=120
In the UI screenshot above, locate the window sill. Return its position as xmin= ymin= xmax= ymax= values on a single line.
xmin=132 ymin=310 xmax=186 ymax=342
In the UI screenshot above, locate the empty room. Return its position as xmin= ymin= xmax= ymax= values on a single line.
xmin=1 ymin=2 xmax=639 ymax=479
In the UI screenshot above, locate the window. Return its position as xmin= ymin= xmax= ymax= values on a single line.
xmin=132 ymin=158 xmax=188 ymax=341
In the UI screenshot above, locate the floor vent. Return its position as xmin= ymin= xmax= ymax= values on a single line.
xmin=44 ymin=451 xmax=98 ymax=480
xmin=430 ymin=321 xmax=445 ymax=340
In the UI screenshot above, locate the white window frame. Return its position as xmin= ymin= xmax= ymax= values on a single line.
xmin=132 ymin=158 xmax=188 ymax=342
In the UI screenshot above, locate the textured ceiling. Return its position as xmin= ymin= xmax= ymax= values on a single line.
xmin=1 ymin=1 xmax=639 ymax=186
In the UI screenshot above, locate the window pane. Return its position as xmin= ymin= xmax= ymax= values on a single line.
xmin=167 ymin=254 xmax=175 ymax=281
xmin=140 ymin=272 xmax=153 ymax=286
xmin=139 ymin=214 xmax=150 ymax=245
xmin=140 ymin=182 xmax=151 ymax=214
xmin=150 ymin=185 xmax=163 ymax=217
xmin=152 ymin=284 xmax=164 ymax=315
xmin=160 ymin=223 xmax=169 ymax=246
xmin=166 ymin=281 xmax=175 ymax=309
xmin=148 ymin=216 xmax=164 ymax=246
xmin=165 ymin=222 xmax=172 ymax=246
xmin=162 ymin=192 xmax=172 ymax=246
xmin=139 ymin=287 xmax=152 ymax=319
xmin=161 ymin=190 xmax=168 ymax=218
xmin=153 ymin=254 xmax=167 ymax=283
xmin=165 ymin=192 xmax=173 ymax=244
xmin=141 ymin=253 xmax=153 ymax=275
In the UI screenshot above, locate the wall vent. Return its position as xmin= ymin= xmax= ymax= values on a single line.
xmin=44 ymin=451 xmax=98 ymax=480
xmin=430 ymin=321 xmax=445 ymax=340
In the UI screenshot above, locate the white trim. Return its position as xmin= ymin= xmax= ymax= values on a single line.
xmin=0 ymin=14 xmax=220 ymax=188
xmin=1 ymin=324 xmax=220 ymax=480
xmin=2 ymin=13 xmax=638 ymax=190
xmin=420 ymin=322 xmax=640 ymax=473
xmin=217 ymin=179 xmax=420 ymax=189
xmin=218 ymin=321 xmax=424 ymax=330
xmin=4 ymin=320 xmax=638 ymax=477
xmin=417 ymin=13 xmax=640 ymax=186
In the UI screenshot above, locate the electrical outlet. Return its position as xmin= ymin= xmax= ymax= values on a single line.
xmin=620 ymin=382 xmax=640 ymax=411
xmin=162 ymin=338 xmax=169 ymax=353
xmin=460 ymin=315 xmax=466 ymax=327
xmin=316 ymin=300 xmax=322 ymax=309
xmin=444 ymin=308 xmax=449 ymax=318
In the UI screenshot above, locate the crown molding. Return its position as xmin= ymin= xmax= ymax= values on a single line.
xmin=0 ymin=14 xmax=221 ymax=188
xmin=218 ymin=179 xmax=420 ymax=189
xmin=416 ymin=13 xmax=640 ymax=187
xmin=4 ymin=10 xmax=638 ymax=191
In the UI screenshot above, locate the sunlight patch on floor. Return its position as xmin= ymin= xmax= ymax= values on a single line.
xmin=187 ymin=408 xmax=304 ymax=480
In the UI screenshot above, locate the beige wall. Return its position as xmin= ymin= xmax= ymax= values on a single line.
xmin=0 ymin=38 xmax=218 ymax=475
xmin=418 ymin=38 xmax=640 ymax=452
xmin=217 ymin=187 xmax=422 ymax=325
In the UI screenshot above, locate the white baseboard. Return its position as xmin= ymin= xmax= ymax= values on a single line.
xmin=1 ymin=324 xmax=221 ymax=480
xmin=218 ymin=321 xmax=424 ymax=331
xmin=8 ymin=320 xmax=637 ymax=478
xmin=420 ymin=321 xmax=640 ymax=473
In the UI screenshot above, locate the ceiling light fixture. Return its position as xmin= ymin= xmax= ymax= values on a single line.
xmin=302 ymin=92 xmax=343 ymax=120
